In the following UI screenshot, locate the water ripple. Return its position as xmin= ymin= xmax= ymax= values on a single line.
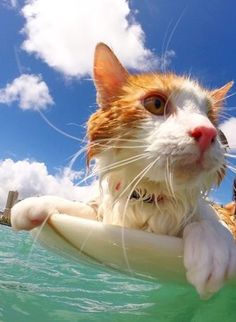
xmin=1 ymin=226 xmax=236 ymax=322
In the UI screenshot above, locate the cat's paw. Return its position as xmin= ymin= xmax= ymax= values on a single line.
xmin=11 ymin=197 xmax=59 ymax=231
xmin=183 ymin=220 xmax=236 ymax=298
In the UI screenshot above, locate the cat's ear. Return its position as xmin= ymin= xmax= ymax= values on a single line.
xmin=211 ymin=81 xmax=234 ymax=109
xmin=93 ymin=43 xmax=129 ymax=106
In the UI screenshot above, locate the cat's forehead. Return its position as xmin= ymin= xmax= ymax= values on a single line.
xmin=127 ymin=73 xmax=209 ymax=110
xmin=171 ymin=78 xmax=209 ymax=112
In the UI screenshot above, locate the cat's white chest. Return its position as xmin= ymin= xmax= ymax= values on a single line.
xmin=98 ymin=188 xmax=196 ymax=236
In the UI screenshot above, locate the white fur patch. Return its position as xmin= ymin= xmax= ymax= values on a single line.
xmin=183 ymin=205 xmax=236 ymax=297
xmin=172 ymin=79 xmax=208 ymax=114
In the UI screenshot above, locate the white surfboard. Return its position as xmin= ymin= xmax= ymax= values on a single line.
xmin=32 ymin=213 xmax=236 ymax=286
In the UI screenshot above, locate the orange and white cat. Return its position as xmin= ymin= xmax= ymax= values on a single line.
xmin=11 ymin=43 xmax=236 ymax=297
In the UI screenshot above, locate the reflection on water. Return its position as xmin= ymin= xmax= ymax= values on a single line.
xmin=0 ymin=225 xmax=236 ymax=322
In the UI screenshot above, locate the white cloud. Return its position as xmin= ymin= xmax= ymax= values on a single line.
xmin=0 ymin=74 xmax=54 ymax=110
xmin=21 ymin=0 xmax=171 ymax=77
xmin=0 ymin=159 xmax=96 ymax=210
xmin=219 ymin=117 xmax=236 ymax=151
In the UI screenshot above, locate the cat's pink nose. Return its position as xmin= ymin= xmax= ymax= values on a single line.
xmin=189 ymin=126 xmax=217 ymax=153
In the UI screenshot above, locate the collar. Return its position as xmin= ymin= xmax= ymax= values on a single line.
xmin=130 ymin=190 xmax=164 ymax=204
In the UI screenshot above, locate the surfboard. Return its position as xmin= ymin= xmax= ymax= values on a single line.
xmin=32 ymin=213 xmax=236 ymax=286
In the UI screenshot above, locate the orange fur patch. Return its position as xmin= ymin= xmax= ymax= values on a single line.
xmin=208 ymin=81 xmax=234 ymax=125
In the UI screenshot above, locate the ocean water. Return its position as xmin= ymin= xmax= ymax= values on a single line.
xmin=0 ymin=225 xmax=236 ymax=322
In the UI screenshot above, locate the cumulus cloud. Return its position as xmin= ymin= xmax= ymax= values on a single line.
xmin=21 ymin=0 xmax=171 ymax=77
xmin=219 ymin=117 xmax=236 ymax=151
xmin=0 ymin=74 xmax=54 ymax=110
xmin=0 ymin=159 xmax=96 ymax=210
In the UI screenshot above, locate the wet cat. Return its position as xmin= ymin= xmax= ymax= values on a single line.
xmin=11 ymin=43 xmax=236 ymax=297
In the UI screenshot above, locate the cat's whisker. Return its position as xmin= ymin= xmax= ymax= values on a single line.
xmin=92 ymin=153 xmax=148 ymax=176
xmin=224 ymin=153 xmax=236 ymax=159
xmin=224 ymin=107 xmax=236 ymax=111
xmin=92 ymin=136 xmax=145 ymax=144
xmin=164 ymin=158 xmax=178 ymax=211
xmin=68 ymin=135 xmax=148 ymax=171
xmin=75 ymin=153 xmax=149 ymax=186
xmin=161 ymin=6 xmax=187 ymax=72
xmin=91 ymin=143 xmax=148 ymax=149
xmin=219 ymin=114 xmax=232 ymax=121
xmin=164 ymin=157 xmax=172 ymax=197
xmin=164 ymin=92 xmax=174 ymax=119
xmin=160 ymin=19 xmax=173 ymax=72
xmin=26 ymin=214 xmax=52 ymax=265
xmin=219 ymin=109 xmax=235 ymax=115
xmin=37 ymin=106 xmax=146 ymax=150
xmin=167 ymin=157 xmax=177 ymax=202
xmin=70 ymin=143 xmax=148 ymax=171
xmin=226 ymin=157 xmax=236 ymax=166
xmin=68 ymin=146 xmax=88 ymax=170
xmin=214 ymin=91 xmax=236 ymax=104
xmin=119 ymin=157 xmax=160 ymax=273
xmin=218 ymin=116 xmax=234 ymax=123
xmin=226 ymin=163 xmax=236 ymax=175
xmin=37 ymin=109 xmax=84 ymax=143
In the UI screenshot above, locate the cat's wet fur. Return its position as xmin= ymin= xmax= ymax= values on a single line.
xmin=11 ymin=43 xmax=236 ymax=298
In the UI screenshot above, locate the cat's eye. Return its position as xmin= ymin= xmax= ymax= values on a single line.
xmin=142 ymin=94 xmax=167 ymax=116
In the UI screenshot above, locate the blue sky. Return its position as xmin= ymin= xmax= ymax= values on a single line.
xmin=0 ymin=0 xmax=235 ymax=207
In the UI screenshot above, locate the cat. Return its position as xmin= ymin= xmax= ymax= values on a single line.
xmin=11 ymin=43 xmax=236 ymax=298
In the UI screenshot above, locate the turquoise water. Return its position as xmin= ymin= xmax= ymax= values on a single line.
xmin=0 ymin=226 xmax=236 ymax=322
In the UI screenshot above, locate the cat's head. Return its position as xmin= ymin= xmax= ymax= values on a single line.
xmin=87 ymin=43 xmax=232 ymax=191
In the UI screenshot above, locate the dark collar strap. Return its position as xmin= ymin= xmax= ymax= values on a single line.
xmin=130 ymin=190 xmax=155 ymax=204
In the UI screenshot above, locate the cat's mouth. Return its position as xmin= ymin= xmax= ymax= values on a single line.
xmin=160 ymin=152 xmax=221 ymax=182
xmin=170 ymin=149 xmax=220 ymax=168
xmin=172 ymin=158 xmax=222 ymax=185
xmin=183 ymin=157 xmax=210 ymax=170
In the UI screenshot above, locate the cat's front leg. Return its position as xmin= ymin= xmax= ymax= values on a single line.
xmin=11 ymin=196 xmax=97 ymax=231
xmin=183 ymin=204 xmax=236 ymax=297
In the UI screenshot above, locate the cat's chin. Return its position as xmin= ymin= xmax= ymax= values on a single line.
xmin=145 ymin=160 xmax=218 ymax=188
xmin=174 ymin=166 xmax=207 ymax=182
xmin=172 ymin=159 xmax=219 ymax=182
